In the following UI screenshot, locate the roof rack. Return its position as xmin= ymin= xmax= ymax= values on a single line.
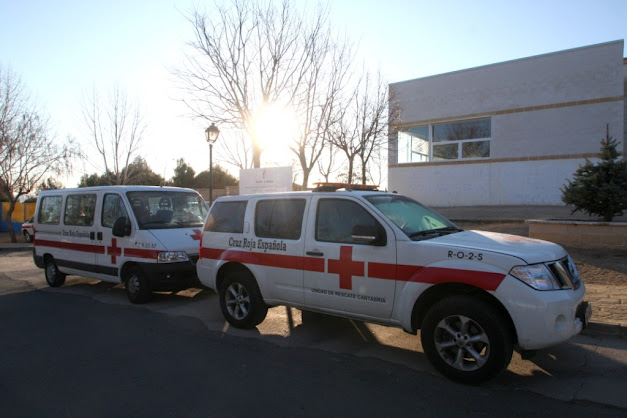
xmin=312 ymin=182 xmax=379 ymax=192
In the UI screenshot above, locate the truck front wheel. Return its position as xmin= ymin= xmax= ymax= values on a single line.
xmin=421 ymin=295 xmax=513 ymax=384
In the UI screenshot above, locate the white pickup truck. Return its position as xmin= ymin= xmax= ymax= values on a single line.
xmin=196 ymin=184 xmax=590 ymax=384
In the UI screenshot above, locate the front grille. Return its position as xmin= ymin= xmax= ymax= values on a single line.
xmin=546 ymin=257 xmax=581 ymax=290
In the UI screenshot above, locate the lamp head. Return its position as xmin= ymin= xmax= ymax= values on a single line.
xmin=205 ymin=123 xmax=220 ymax=144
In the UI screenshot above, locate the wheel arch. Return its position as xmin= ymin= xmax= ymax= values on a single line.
xmin=119 ymin=261 xmax=142 ymax=283
xmin=411 ymin=282 xmax=518 ymax=345
xmin=216 ymin=262 xmax=257 ymax=294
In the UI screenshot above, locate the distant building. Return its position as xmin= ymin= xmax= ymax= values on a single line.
xmin=388 ymin=40 xmax=626 ymax=206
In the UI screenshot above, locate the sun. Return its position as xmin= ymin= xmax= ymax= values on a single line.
xmin=253 ymin=104 xmax=299 ymax=161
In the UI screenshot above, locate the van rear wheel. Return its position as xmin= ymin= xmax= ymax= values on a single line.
xmin=44 ymin=257 xmax=65 ymax=287
xmin=219 ymin=272 xmax=267 ymax=329
xmin=125 ymin=267 xmax=152 ymax=304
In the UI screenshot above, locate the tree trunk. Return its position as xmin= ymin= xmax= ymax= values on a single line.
xmin=6 ymin=202 xmax=17 ymax=243
xmin=301 ymin=168 xmax=311 ymax=191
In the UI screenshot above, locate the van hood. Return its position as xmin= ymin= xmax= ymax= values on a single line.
xmin=431 ymin=230 xmax=567 ymax=264
xmin=148 ymin=228 xmax=202 ymax=255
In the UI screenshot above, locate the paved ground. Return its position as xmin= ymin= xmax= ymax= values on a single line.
xmin=1 ymin=205 xmax=625 ymax=337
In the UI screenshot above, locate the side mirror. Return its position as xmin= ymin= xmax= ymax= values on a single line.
xmin=351 ymin=224 xmax=386 ymax=246
xmin=112 ymin=217 xmax=131 ymax=237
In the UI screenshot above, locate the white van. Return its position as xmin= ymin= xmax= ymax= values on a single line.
xmin=33 ymin=186 xmax=207 ymax=303
xmin=196 ymin=184 xmax=590 ymax=384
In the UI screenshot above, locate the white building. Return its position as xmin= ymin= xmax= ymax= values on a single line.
xmin=388 ymin=40 xmax=626 ymax=206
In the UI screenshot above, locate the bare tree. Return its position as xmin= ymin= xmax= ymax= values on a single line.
xmin=317 ymin=141 xmax=341 ymax=183
xmin=332 ymin=69 xmax=388 ymax=185
xmin=216 ymin=130 xmax=253 ymax=171
xmin=81 ymin=84 xmax=146 ymax=185
xmin=0 ymin=65 xmax=77 ymax=242
xmin=289 ymin=28 xmax=353 ymax=188
xmin=176 ymin=0 xmax=332 ymax=169
xmin=356 ymin=71 xmax=388 ymax=184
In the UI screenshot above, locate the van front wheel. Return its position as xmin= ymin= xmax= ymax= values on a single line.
xmin=125 ymin=267 xmax=152 ymax=304
xmin=44 ymin=258 xmax=65 ymax=287
xmin=219 ymin=272 xmax=267 ymax=329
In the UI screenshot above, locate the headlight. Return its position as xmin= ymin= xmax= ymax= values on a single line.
xmin=566 ymin=255 xmax=581 ymax=284
xmin=157 ymin=251 xmax=190 ymax=263
xmin=510 ymin=264 xmax=561 ymax=290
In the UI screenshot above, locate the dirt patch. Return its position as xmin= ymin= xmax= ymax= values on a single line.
xmin=457 ymin=221 xmax=627 ymax=286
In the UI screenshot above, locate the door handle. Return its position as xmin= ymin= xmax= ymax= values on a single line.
xmin=89 ymin=231 xmax=95 ymax=240
xmin=97 ymin=232 xmax=103 ymax=240
xmin=306 ymin=251 xmax=324 ymax=257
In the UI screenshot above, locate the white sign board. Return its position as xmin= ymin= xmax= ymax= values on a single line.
xmin=239 ymin=167 xmax=293 ymax=195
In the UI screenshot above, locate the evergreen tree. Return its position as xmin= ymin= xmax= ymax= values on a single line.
xmin=194 ymin=165 xmax=239 ymax=189
xmin=561 ymin=125 xmax=627 ymax=221
xmin=169 ymin=158 xmax=196 ymax=188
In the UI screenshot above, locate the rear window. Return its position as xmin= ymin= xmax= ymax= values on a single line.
xmin=255 ymin=199 xmax=305 ymax=240
xmin=205 ymin=201 xmax=247 ymax=233
xmin=38 ymin=195 xmax=62 ymax=225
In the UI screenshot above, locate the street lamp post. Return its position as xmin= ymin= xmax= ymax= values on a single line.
xmin=205 ymin=123 xmax=220 ymax=204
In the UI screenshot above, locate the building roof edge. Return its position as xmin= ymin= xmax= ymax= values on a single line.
xmin=390 ymin=39 xmax=625 ymax=86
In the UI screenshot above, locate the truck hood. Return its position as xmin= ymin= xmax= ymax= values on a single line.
xmin=148 ymin=228 xmax=202 ymax=255
xmin=431 ymin=230 xmax=567 ymax=264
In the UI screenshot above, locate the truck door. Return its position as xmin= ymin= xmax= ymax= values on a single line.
xmin=303 ymin=196 xmax=397 ymax=319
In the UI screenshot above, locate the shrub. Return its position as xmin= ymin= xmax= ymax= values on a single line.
xmin=561 ymin=125 xmax=627 ymax=222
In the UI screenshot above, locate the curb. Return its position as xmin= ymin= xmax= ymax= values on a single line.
xmin=583 ymin=321 xmax=627 ymax=339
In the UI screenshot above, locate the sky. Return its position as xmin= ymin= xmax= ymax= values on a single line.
xmin=1 ymin=0 xmax=626 ymax=188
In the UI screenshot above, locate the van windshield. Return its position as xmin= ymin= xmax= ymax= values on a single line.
xmin=364 ymin=194 xmax=462 ymax=240
xmin=127 ymin=191 xmax=207 ymax=230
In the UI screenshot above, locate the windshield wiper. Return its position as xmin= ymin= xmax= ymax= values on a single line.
xmin=408 ymin=226 xmax=463 ymax=239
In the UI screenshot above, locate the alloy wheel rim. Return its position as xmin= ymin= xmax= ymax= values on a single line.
xmin=434 ymin=314 xmax=490 ymax=371
xmin=225 ymin=283 xmax=250 ymax=320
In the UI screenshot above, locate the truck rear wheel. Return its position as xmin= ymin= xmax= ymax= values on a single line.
xmin=421 ymin=295 xmax=513 ymax=384
xmin=219 ymin=272 xmax=267 ymax=329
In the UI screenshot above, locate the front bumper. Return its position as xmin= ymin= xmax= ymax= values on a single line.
xmin=496 ymin=276 xmax=589 ymax=350
xmin=138 ymin=260 xmax=201 ymax=291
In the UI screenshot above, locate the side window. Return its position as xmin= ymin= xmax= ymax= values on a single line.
xmin=205 ymin=201 xmax=247 ymax=233
xmin=255 ymin=199 xmax=305 ymax=240
xmin=316 ymin=199 xmax=384 ymax=245
xmin=64 ymin=194 xmax=97 ymax=226
xmin=38 ymin=195 xmax=62 ymax=224
xmin=102 ymin=194 xmax=129 ymax=228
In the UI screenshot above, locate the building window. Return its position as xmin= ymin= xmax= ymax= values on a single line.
xmin=398 ymin=118 xmax=491 ymax=163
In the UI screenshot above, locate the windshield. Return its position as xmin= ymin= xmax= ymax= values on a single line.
xmin=364 ymin=194 xmax=461 ymax=240
xmin=127 ymin=190 xmax=207 ymax=230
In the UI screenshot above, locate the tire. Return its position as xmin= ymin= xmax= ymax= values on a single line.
xmin=44 ymin=258 xmax=66 ymax=287
xmin=219 ymin=272 xmax=268 ymax=329
xmin=23 ymin=231 xmax=32 ymax=243
xmin=421 ymin=295 xmax=513 ymax=385
xmin=125 ymin=267 xmax=152 ymax=304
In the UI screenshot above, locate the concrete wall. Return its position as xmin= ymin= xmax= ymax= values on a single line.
xmin=528 ymin=220 xmax=627 ymax=248
xmin=389 ymin=40 xmax=625 ymax=206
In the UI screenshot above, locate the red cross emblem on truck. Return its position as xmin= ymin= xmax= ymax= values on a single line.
xmin=190 ymin=229 xmax=202 ymax=241
xmin=328 ymin=246 xmax=364 ymax=290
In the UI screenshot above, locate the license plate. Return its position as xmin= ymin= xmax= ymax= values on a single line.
xmin=576 ymin=301 xmax=592 ymax=329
